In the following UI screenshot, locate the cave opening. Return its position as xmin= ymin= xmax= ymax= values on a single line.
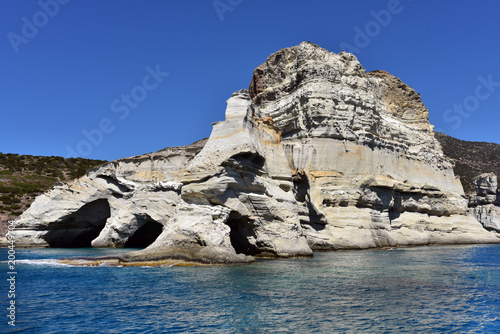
xmin=292 ymin=170 xmax=326 ymax=231
xmin=225 ymin=211 xmax=260 ymax=256
xmin=124 ymin=217 xmax=163 ymax=248
xmin=43 ymin=199 xmax=110 ymax=247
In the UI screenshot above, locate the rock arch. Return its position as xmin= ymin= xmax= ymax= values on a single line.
xmin=42 ymin=199 xmax=110 ymax=247
xmin=124 ymin=216 xmax=163 ymax=248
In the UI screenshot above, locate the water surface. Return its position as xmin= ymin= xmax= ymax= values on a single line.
xmin=1 ymin=245 xmax=499 ymax=333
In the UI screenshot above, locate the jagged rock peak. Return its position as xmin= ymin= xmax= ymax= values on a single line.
xmin=248 ymin=42 xmax=446 ymax=171
xmin=249 ymin=41 xmax=364 ymax=103
xmin=250 ymin=42 xmax=428 ymax=125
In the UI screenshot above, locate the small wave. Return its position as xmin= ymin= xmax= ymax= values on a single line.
xmin=164 ymin=261 xmax=183 ymax=267
xmin=14 ymin=259 xmax=76 ymax=267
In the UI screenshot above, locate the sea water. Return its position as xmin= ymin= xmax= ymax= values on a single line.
xmin=1 ymin=244 xmax=499 ymax=333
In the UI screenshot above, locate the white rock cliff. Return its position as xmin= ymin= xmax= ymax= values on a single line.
xmin=11 ymin=42 xmax=500 ymax=264
xmin=468 ymin=173 xmax=500 ymax=232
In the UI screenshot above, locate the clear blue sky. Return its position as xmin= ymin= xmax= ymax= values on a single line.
xmin=1 ymin=0 xmax=499 ymax=161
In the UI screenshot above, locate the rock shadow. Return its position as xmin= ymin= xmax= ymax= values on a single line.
xmin=226 ymin=211 xmax=261 ymax=256
xmin=293 ymin=170 xmax=326 ymax=231
xmin=42 ymin=199 xmax=110 ymax=247
xmin=124 ymin=217 xmax=163 ymax=248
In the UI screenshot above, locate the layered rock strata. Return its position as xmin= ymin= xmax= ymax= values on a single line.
xmin=12 ymin=141 xmax=205 ymax=248
xmin=10 ymin=42 xmax=499 ymax=264
xmin=249 ymin=42 xmax=498 ymax=249
xmin=468 ymin=173 xmax=500 ymax=232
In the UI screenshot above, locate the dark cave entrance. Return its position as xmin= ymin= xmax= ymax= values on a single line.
xmin=225 ymin=211 xmax=260 ymax=256
xmin=124 ymin=217 xmax=163 ymax=248
xmin=292 ymin=170 xmax=326 ymax=231
xmin=43 ymin=199 xmax=110 ymax=247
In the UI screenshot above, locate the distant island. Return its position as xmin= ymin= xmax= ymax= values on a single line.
xmin=4 ymin=42 xmax=500 ymax=265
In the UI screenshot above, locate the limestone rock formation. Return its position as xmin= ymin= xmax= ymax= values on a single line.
xmin=468 ymin=173 xmax=500 ymax=232
xmin=248 ymin=42 xmax=498 ymax=249
xmin=12 ymin=141 xmax=205 ymax=248
xmin=10 ymin=42 xmax=499 ymax=264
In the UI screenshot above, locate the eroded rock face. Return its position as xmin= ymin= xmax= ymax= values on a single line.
xmin=468 ymin=173 xmax=500 ymax=232
xmin=469 ymin=173 xmax=498 ymax=204
xmin=11 ymin=90 xmax=312 ymax=263
xmin=249 ymin=42 xmax=498 ymax=249
xmin=11 ymin=42 xmax=499 ymax=264
xmin=13 ymin=142 xmax=204 ymax=248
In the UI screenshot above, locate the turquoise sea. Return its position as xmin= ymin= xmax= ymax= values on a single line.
xmin=1 ymin=244 xmax=499 ymax=333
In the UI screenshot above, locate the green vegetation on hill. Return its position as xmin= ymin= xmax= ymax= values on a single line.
xmin=0 ymin=153 xmax=106 ymax=222
xmin=435 ymin=132 xmax=500 ymax=194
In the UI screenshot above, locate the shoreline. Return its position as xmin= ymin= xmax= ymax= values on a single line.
xmin=3 ymin=241 xmax=499 ymax=267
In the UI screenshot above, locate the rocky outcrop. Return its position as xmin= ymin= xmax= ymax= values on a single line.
xmin=11 ymin=90 xmax=312 ymax=263
xmin=10 ymin=42 xmax=499 ymax=264
xmin=12 ymin=141 xmax=205 ymax=247
xmin=468 ymin=173 xmax=500 ymax=232
xmin=249 ymin=42 xmax=498 ymax=249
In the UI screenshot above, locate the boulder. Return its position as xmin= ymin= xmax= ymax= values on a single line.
xmin=468 ymin=173 xmax=500 ymax=232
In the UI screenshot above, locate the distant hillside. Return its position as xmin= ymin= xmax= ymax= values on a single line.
xmin=435 ymin=132 xmax=500 ymax=194
xmin=0 ymin=153 xmax=106 ymax=235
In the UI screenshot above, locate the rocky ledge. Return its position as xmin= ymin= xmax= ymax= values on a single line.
xmin=8 ymin=42 xmax=500 ymax=265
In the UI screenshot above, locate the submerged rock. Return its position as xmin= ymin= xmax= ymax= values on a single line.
xmin=10 ymin=42 xmax=499 ymax=264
